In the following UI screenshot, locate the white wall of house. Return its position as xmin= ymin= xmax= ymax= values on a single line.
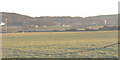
xmin=0 ymin=22 xmax=5 ymax=26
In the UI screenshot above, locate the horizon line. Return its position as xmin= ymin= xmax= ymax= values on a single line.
xmin=1 ymin=12 xmax=118 ymax=18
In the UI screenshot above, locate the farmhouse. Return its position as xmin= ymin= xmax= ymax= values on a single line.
xmin=0 ymin=22 xmax=5 ymax=26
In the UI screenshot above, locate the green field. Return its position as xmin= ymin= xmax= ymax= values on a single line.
xmin=2 ymin=31 xmax=118 ymax=58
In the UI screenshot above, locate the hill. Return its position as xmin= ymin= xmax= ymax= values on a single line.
xmin=0 ymin=12 xmax=118 ymax=32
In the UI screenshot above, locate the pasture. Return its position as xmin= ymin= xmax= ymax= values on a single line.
xmin=2 ymin=31 xmax=118 ymax=58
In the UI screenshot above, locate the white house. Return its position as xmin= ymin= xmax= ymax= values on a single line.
xmin=0 ymin=22 xmax=5 ymax=26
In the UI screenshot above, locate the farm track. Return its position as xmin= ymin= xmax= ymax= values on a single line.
xmin=2 ymin=42 xmax=119 ymax=56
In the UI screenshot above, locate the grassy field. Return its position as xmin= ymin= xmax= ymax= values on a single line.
xmin=2 ymin=31 xmax=118 ymax=58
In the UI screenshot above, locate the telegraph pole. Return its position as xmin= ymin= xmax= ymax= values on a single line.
xmin=5 ymin=19 xmax=7 ymax=34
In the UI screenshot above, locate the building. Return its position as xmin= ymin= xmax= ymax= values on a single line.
xmin=0 ymin=22 xmax=5 ymax=26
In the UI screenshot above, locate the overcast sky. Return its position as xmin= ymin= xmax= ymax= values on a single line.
xmin=0 ymin=0 xmax=119 ymax=17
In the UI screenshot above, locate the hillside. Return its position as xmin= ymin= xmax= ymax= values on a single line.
xmin=0 ymin=12 xmax=118 ymax=32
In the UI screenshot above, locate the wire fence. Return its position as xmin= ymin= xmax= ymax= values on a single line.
xmin=2 ymin=42 xmax=119 ymax=56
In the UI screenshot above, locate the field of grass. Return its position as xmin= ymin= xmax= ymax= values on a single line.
xmin=2 ymin=31 xmax=118 ymax=58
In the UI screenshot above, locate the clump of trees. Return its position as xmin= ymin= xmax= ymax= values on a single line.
xmin=65 ymin=28 xmax=78 ymax=31
xmin=84 ymin=26 xmax=119 ymax=31
xmin=98 ymin=26 xmax=118 ymax=30
xmin=16 ymin=26 xmax=119 ymax=33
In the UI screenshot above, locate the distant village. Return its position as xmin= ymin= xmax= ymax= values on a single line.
xmin=0 ymin=19 xmax=119 ymax=33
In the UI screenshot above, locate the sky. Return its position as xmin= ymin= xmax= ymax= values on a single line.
xmin=0 ymin=0 xmax=120 ymax=17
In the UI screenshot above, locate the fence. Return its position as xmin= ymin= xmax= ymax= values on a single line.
xmin=2 ymin=42 xmax=119 ymax=57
